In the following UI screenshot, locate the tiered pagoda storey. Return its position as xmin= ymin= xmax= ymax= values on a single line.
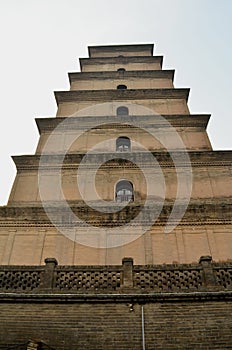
xmin=0 ymin=44 xmax=232 ymax=349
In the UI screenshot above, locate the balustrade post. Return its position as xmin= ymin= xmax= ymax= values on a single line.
xmin=199 ymin=256 xmax=216 ymax=287
xmin=122 ymin=257 xmax=134 ymax=288
xmin=40 ymin=257 xmax=58 ymax=290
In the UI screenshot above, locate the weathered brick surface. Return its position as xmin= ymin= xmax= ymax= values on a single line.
xmin=0 ymin=258 xmax=232 ymax=349
xmin=1 ymin=301 xmax=232 ymax=349
xmin=145 ymin=302 xmax=232 ymax=349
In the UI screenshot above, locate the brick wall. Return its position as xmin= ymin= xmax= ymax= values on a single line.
xmin=0 ymin=257 xmax=232 ymax=349
xmin=1 ymin=301 xmax=232 ymax=349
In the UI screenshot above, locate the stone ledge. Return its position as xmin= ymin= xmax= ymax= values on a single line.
xmin=1 ymin=200 xmax=232 ymax=225
xmin=68 ymin=70 xmax=175 ymax=83
xmin=88 ymin=44 xmax=154 ymax=57
xmin=79 ymin=55 xmax=164 ymax=68
xmin=35 ymin=114 xmax=211 ymax=134
xmin=12 ymin=150 xmax=232 ymax=170
xmin=54 ymin=88 xmax=190 ymax=104
xmin=1 ymin=291 xmax=232 ymax=303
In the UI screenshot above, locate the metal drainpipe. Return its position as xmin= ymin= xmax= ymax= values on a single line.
xmin=141 ymin=305 xmax=146 ymax=350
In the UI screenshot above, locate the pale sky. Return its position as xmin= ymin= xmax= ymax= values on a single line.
xmin=0 ymin=0 xmax=231 ymax=205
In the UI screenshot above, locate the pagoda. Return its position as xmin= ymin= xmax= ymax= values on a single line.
xmin=0 ymin=44 xmax=232 ymax=349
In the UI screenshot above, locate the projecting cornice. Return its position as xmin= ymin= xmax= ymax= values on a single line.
xmin=1 ymin=198 xmax=232 ymax=226
xmin=54 ymin=88 xmax=190 ymax=104
xmin=12 ymin=151 xmax=232 ymax=170
xmin=79 ymin=56 xmax=164 ymax=69
xmin=88 ymin=44 xmax=154 ymax=57
xmin=35 ymin=115 xmax=211 ymax=134
xmin=68 ymin=70 xmax=175 ymax=83
xmin=1 ymin=292 xmax=232 ymax=303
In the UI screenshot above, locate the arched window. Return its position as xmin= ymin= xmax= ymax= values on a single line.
xmin=115 ymin=180 xmax=134 ymax=203
xmin=116 ymin=137 xmax=131 ymax=152
xmin=116 ymin=106 xmax=129 ymax=116
xmin=117 ymin=68 xmax=125 ymax=72
xmin=117 ymin=84 xmax=127 ymax=90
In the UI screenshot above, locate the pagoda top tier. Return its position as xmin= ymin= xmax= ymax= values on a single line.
xmin=88 ymin=44 xmax=154 ymax=58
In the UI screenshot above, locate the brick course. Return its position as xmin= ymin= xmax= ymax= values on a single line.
xmin=0 ymin=257 xmax=232 ymax=349
xmin=1 ymin=300 xmax=232 ymax=349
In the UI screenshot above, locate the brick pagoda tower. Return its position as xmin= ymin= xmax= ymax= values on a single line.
xmin=0 ymin=44 xmax=232 ymax=349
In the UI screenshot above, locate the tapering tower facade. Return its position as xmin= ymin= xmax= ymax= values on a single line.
xmin=1 ymin=44 xmax=232 ymax=350
xmin=0 ymin=44 xmax=232 ymax=266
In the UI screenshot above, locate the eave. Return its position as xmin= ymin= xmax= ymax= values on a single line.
xmin=79 ymin=56 xmax=164 ymax=69
xmin=68 ymin=70 xmax=175 ymax=84
xmin=35 ymin=114 xmax=211 ymax=134
xmin=12 ymin=151 xmax=232 ymax=170
xmin=1 ymin=198 xmax=232 ymax=226
xmin=54 ymin=88 xmax=190 ymax=105
xmin=88 ymin=43 xmax=154 ymax=57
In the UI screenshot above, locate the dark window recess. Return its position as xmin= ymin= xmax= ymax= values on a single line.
xmin=117 ymin=68 xmax=126 ymax=72
xmin=117 ymin=84 xmax=127 ymax=90
xmin=116 ymin=137 xmax=131 ymax=152
xmin=116 ymin=106 xmax=129 ymax=116
xmin=116 ymin=180 xmax=134 ymax=203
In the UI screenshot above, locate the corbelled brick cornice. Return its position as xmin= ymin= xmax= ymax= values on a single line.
xmin=35 ymin=114 xmax=210 ymax=134
xmin=1 ymin=198 xmax=232 ymax=226
xmin=12 ymin=151 xmax=232 ymax=170
xmin=88 ymin=43 xmax=154 ymax=57
xmin=68 ymin=70 xmax=175 ymax=83
xmin=79 ymin=55 xmax=163 ymax=68
xmin=54 ymin=88 xmax=190 ymax=104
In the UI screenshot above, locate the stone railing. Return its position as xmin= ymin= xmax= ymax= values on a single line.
xmin=0 ymin=256 xmax=232 ymax=293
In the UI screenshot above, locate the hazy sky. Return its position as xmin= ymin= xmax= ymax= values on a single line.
xmin=0 ymin=0 xmax=231 ymax=205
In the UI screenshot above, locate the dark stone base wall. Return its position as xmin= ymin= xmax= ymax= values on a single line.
xmin=1 ymin=300 xmax=232 ymax=350
xmin=1 ymin=257 xmax=232 ymax=349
